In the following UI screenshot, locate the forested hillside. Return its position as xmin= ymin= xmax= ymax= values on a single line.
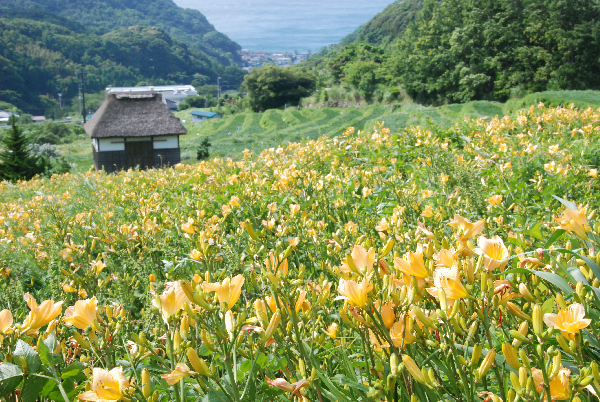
xmin=0 ymin=0 xmax=241 ymax=65
xmin=340 ymin=0 xmax=423 ymax=46
xmin=303 ymin=0 xmax=600 ymax=105
xmin=0 ymin=2 xmax=245 ymax=114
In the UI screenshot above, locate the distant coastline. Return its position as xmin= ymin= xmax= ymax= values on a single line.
xmin=172 ymin=0 xmax=397 ymax=52
xmin=239 ymin=49 xmax=312 ymax=70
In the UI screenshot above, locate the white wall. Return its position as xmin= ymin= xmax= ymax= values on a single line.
xmin=153 ymin=135 xmax=178 ymax=149
xmin=96 ymin=136 xmax=178 ymax=151
xmin=98 ymin=138 xmax=125 ymax=151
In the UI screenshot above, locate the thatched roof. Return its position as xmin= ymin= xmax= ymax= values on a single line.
xmin=84 ymin=92 xmax=187 ymax=139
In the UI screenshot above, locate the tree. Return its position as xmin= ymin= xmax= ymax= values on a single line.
xmin=0 ymin=117 xmax=47 ymax=182
xmin=243 ymin=64 xmax=316 ymax=111
xmin=196 ymin=137 xmax=211 ymax=160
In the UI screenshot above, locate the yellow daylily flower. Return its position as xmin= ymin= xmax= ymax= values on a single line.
xmin=266 ymin=378 xmax=309 ymax=397
xmin=474 ymin=235 xmax=509 ymax=271
xmin=448 ymin=214 xmax=485 ymax=244
xmin=323 ymin=323 xmax=338 ymax=339
xmin=433 ymin=248 xmax=457 ymax=268
xmin=78 ymin=367 xmax=131 ymax=401
xmin=553 ymin=206 xmax=592 ymax=240
xmin=394 ymin=247 xmax=428 ymax=279
xmin=203 ymin=274 xmax=245 ymax=310
xmin=0 ymin=309 xmax=13 ymax=334
xmin=161 ymin=363 xmax=193 ymax=386
xmin=152 ymin=281 xmax=191 ymax=323
xmin=390 ymin=316 xmax=416 ymax=348
xmin=373 ymin=300 xmax=395 ymax=329
xmin=21 ymin=293 xmax=64 ymax=336
xmin=64 ymin=297 xmax=98 ymax=331
xmin=421 ymin=205 xmax=434 ymax=218
xmin=487 ymin=194 xmax=503 ymax=206
xmin=532 ymin=367 xmax=571 ymax=401
xmin=426 ymin=265 xmax=469 ymax=302
xmin=337 ymin=276 xmax=372 ymax=308
xmin=181 ymin=222 xmax=195 ymax=234
xmin=340 ymin=245 xmax=375 ymax=275
xmin=289 ymin=204 xmax=301 ymax=216
xmin=544 ymin=303 xmax=591 ymax=341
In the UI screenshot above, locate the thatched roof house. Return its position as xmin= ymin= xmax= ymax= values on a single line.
xmin=85 ymin=92 xmax=187 ymax=173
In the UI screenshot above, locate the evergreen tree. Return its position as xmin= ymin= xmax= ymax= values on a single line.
xmin=0 ymin=117 xmax=46 ymax=181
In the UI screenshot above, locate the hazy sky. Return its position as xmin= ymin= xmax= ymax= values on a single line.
xmin=173 ymin=0 xmax=397 ymax=51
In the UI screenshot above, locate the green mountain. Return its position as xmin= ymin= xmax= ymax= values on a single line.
xmin=340 ymin=0 xmax=424 ymax=46
xmin=302 ymin=0 xmax=600 ymax=105
xmin=0 ymin=1 xmax=246 ymax=114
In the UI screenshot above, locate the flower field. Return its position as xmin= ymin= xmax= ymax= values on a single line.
xmin=1 ymin=102 xmax=600 ymax=401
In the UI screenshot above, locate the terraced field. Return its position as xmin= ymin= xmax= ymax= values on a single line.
xmin=56 ymin=90 xmax=600 ymax=171
xmin=178 ymin=90 xmax=600 ymax=161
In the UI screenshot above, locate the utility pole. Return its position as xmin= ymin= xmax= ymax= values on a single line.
xmin=58 ymin=93 xmax=62 ymax=109
xmin=77 ymin=70 xmax=87 ymax=123
xmin=217 ymin=76 xmax=221 ymax=100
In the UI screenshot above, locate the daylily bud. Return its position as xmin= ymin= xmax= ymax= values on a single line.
xmin=402 ymin=355 xmax=428 ymax=385
xmin=390 ymin=353 xmax=400 ymax=377
xmin=556 ymin=333 xmax=573 ymax=354
xmin=470 ymin=344 xmax=483 ymax=368
xmin=245 ymin=220 xmax=260 ymax=241
xmin=173 ymin=330 xmax=182 ymax=354
xmin=142 ymin=368 xmax=151 ymax=399
xmin=187 ymin=347 xmax=213 ymax=377
xmin=263 ymin=311 xmax=281 ymax=343
xmin=201 ymin=330 xmax=218 ymax=352
xmin=510 ymin=372 xmax=521 ymax=393
xmin=477 ymin=349 xmax=496 ymax=378
xmin=412 ymin=306 xmax=438 ymax=330
xmin=518 ymin=350 xmax=530 ymax=370
xmin=519 ymin=283 xmax=535 ymax=303
xmin=506 ymin=302 xmax=532 ymax=322
xmin=299 ymin=359 xmax=306 ymax=378
xmin=467 ymin=321 xmax=478 ymax=342
xmin=502 ymin=342 xmax=521 ymax=370
xmin=380 ymin=238 xmax=395 ymax=258
xmin=439 ymin=289 xmax=448 ymax=312
xmin=555 ymin=293 xmax=567 ymax=310
xmin=591 ymin=361 xmax=600 ymax=383
xmin=532 ymin=304 xmax=543 ymax=335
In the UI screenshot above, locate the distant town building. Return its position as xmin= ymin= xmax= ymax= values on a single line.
xmin=31 ymin=116 xmax=46 ymax=123
xmin=84 ymin=92 xmax=187 ymax=173
xmin=0 ymin=111 xmax=18 ymax=122
xmin=191 ymin=110 xmax=222 ymax=123
xmin=106 ymin=85 xmax=198 ymax=108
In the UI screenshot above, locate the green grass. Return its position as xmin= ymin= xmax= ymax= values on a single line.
xmin=56 ymin=90 xmax=600 ymax=172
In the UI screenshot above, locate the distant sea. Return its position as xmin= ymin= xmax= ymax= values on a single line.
xmin=173 ymin=0 xmax=397 ymax=53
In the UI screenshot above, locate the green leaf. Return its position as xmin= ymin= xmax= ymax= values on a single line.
xmin=14 ymin=340 xmax=41 ymax=373
xmin=62 ymin=362 xmax=85 ymax=380
xmin=43 ymin=332 xmax=56 ymax=353
xmin=529 ymin=222 xmax=543 ymax=240
xmin=21 ymin=375 xmax=48 ymax=402
xmin=256 ymin=353 xmax=268 ymax=368
xmin=37 ymin=338 xmax=54 ymax=366
xmin=200 ymin=391 xmax=228 ymax=402
xmin=544 ymin=229 xmax=565 ymax=248
xmin=542 ymin=296 xmax=555 ymax=314
xmin=503 ymin=267 xmax=573 ymax=295
xmin=552 ymin=195 xmax=578 ymax=210
xmin=0 ymin=363 xmax=23 ymax=396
